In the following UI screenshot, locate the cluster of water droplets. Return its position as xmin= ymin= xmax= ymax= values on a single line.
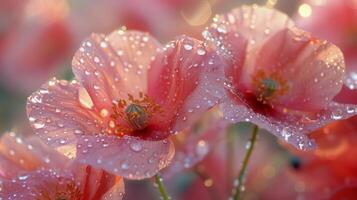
xmin=345 ymin=71 xmax=357 ymax=90
xmin=75 ymin=135 xmax=173 ymax=179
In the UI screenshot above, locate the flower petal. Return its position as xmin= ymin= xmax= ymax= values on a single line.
xmin=204 ymin=5 xmax=294 ymax=56
xmin=0 ymin=132 xmax=69 ymax=179
xmin=101 ymin=176 xmax=125 ymax=200
xmin=75 ymin=135 xmax=174 ymax=180
xmin=0 ymin=169 xmax=79 ymax=200
xmin=147 ymin=36 xmax=225 ymax=131
xmin=222 ymin=97 xmax=357 ymax=150
xmin=72 ymin=30 xmax=162 ymax=109
xmin=26 ymin=79 xmax=102 ymax=155
xmin=76 ymin=166 xmax=125 ymax=200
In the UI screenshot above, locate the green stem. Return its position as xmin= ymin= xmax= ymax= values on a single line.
xmin=226 ymin=126 xmax=236 ymax=192
xmin=155 ymin=174 xmax=170 ymax=200
xmin=232 ymin=124 xmax=259 ymax=200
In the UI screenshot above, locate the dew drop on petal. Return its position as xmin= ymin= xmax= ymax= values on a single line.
xmin=33 ymin=122 xmax=45 ymax=129
xmin=129 ymin=141 xmax=143 ymax=152
xmin=121 ymin=162 xmax=129 ymax=170
xmin=100 ymin=108 xmax=109 ymax=118
xmin=184 ymin=44 xmax=193 ymax=50
xmin=100 ymin=41 xmax=108 ymax=48
xmin=346 ymin=106 xmax=356 ymax=114
xmin=197 ymin=47 xmax=206 ymax=56
xmin=245 ymin=141 xmax=252 ymax=149
xmin=331 ymin=109 xmax=343 ymax=120
xmin=195 ymin=140 xmax=209 ymax=156
xmin=94 ymin=56 xmax=100 ymax=63
xmin=18 ymin=175 xmax=29 ymax=181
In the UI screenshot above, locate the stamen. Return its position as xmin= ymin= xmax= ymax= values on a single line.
xmin=36 ymin=181 xmax=82 ymax=200
xmin=109 ymin=92 xmax=162 ymax=135
xmin=125 ymin=104 xmax=148 ymax=130
xmin=252 ymin=70 xmax=288 ymax=104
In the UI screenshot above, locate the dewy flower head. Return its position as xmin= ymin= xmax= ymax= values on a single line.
xmin=26 ymin=29 xmax=225 ymax=179
xmin=296 ymin=0 xmax=357 ymax=92
xmin=0 ymin=132 xmax=124 ymax=200
xmin=203 ymin=5 xmax=357 ymax=150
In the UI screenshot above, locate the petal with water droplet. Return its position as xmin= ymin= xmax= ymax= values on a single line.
xmin=72 ymin=31 xmax=162 ymax=108
xmin=148 ymin=36 xmax=226 ymax=131
xmin=75 ymin=135 xmax=175 ymax=180
xmin=26 ymin=79 xmax=100 ymax=151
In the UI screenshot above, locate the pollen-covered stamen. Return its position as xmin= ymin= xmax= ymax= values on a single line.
xmin=37 ymin=181 xmax=82 ymax=200
xmin=109 ymin=92 xmax=162 ymax=135
xmin=125 ymin=104 xmax=148 ymax=130
xmin=252 ymin=70 xmax=288 ymax=104
xmin=260 ymin=78 xmax=278 ymax=99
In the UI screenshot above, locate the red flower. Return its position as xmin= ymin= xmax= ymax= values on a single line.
xmin=26 ymin=30 xmax=225 ymax=179
xmin=203 ymin=5 xmax=357 ymax=150
xmin=0 ymin=132 xmax=124 ymax=200
xmin=296 ymin=0 xmax=357 ymax=97
xmin=262 ymin=117 xmax=357 ymax=200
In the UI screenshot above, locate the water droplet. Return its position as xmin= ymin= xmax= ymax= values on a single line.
xmin=184 ymin=44 xmax=193 ymax=50
xmin=281 ymin=128 xmax=291 ymax=141
xmin=217 ymin=25 xmax=226 ymax=33
xmin=121 ymin=162 xmax=129 ymax=170
xmin=100 ymin=42 xmax=108 ymax=48
xmin=346 ymin=106 xmax=355 ymax=114
xmin=196 ymin=140 xmax=209 ymax=156
xmin=129 ymin=141 xmax=143 ymax=152
xmin=331 ymin=109 xmax=343 ymax=120
xmin=100 ymin=108 xmax=109 ymax=118
xmin=18 ymin=175 xmax=29 ymax=181
xmin=197 ymin=48 xmax=206 ymax=56
xmin=94 ymin=56 xmax=100 ymax=63
xmin=33 ymin=122 xmax=45 ymax=129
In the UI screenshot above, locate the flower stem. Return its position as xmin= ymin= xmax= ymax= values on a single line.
xmin=155 ymin=174 xmax=170 ymax=200
xmin=226 ymin=125 xmax=236 ymax=192
xmin=232 ymin=124 xmax=259 ymax=200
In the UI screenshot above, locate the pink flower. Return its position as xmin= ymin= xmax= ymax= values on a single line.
xmin=295 ymin=0 xmax=357 ymax=95
xmin=26 ymin=30 xmax=225 ymax=179
xmin=203 ymin=5 xmax=357 ymax=150
xmin=0 ymin=132 xmax=124 ymax=200
xmin=0 ymin=0 xmax=73 ymax=93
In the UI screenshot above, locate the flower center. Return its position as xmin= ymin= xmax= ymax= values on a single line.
xmin=37 ymin=181 xmax=82 ymax=200
xmin=260 ymin=78 xmax=278 ymax=99
xmin=125 ymin=104 xmax=148 ymax=130
xmin=109 ymin=92 xmax=162 ymax=136
xmin=252 ymin=70 xmax=288 ymax=104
